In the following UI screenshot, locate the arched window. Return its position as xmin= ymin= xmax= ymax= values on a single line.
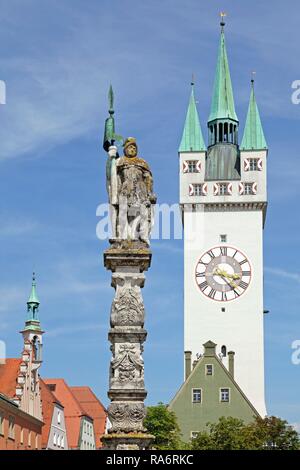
xmin=219 ymin=123 xmax=223 ymax=143
xmin=221 ymin=345 xmax=227 ymax=357
xmin=224 ymin=123 xmax=228 ymax=142
xmin=214 ymin=124 xmax=217 ymax=144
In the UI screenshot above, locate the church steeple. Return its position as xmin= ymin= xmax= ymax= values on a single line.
xmin=241 ymin=79 xmax=267 ymax=151
xmin=25 ymin=273 xmax=41 ymax=331
xmin=208 ymin=17 xmax=238 ymax=147
xmin=21 ymin=273 xmax=44 ymax=364
xmin=179 ymin=80 xmax=206 ymax=152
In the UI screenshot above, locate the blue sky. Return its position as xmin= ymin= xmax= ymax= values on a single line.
xmin=0 ymin=0 xmax=300 ymax=428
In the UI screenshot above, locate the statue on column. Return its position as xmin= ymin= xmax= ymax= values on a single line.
xmin=103 ymin=88 xmax=156 ymax=246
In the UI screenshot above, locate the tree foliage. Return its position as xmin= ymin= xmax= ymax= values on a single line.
xmin=190 ymin=416 xmax=300 ymax=450
xmin=144 ymin=403 xmax=185 ymax=450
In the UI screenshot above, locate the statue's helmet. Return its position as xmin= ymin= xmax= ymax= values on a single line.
xmin=123 ymin=137 xmax=137 ymax=152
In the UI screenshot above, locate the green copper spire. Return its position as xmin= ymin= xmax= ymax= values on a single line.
xmin=179 ymin=81 xmax=206 ymax=152
xmin=25 ymin=273 xmax=41 ymax=330
xmin=241 ymin=79 xmax=267 ymax=151
xmin=208 ymin=21 xmax=238 ymax=123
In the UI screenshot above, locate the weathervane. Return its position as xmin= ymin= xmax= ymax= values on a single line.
xmin=220 ymin=11 xmax=227 ymax=30
xmin=251 ymin=70 xmax=256 ymax=84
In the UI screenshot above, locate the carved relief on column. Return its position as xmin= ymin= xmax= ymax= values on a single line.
xmin=108 ymin=402 xmax=147 ymax=433
xmin=110 ymin=343 xmax=144 ymax=387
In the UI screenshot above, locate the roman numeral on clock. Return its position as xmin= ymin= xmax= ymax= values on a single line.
xmin=242 ymin=271 xmax=251 ymax=277
xmin=239 ymin=259 xmax=248 ymax=266
xmin=239 ymin=281 xmax=249 ymax=290
xmin=208 ymin=288 xmax=217 ymax=299
xmin=207 ymin=250 xmax=215 ymax=259
xmin=196 ymin=271 xmax=205 ymax=277
xmin=221 ymin=292 xmax=228 ymax=302
xmin=199 ymin=281 xmax=208 ymax=290
xmin=220 ymin=247 xmax=227 ymax=256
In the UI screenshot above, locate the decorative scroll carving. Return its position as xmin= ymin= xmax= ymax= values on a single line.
xmin=111 ymin=344 xmax=144 ymax=382
xmin=108 ymin=402 xmax=147 ymax=433
xmin=111 ymin=289 xmax=144 ymax=326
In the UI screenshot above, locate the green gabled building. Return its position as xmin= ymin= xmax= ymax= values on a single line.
xmin=169 ymin=342 xmax=260 ymax=442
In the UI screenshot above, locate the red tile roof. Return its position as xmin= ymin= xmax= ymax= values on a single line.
xmin=40 ymin=379 xmax=63 ymax=449
xmin=43 ymin=378 xmax=92 ymax=449
xmin=70 ymin=387 xmax=107 ymax=449
xmin=0 ymin=359 xmax=22 ymax=398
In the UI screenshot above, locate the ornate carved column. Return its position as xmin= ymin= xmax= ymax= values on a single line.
xmin=101 ymin=243 xmax=153 ymax=449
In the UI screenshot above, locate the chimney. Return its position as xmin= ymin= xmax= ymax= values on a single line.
xmin=228 ymin=351 xmax=235 ymax=378
xmin=184 ymin=351 xmax=192 ymax=380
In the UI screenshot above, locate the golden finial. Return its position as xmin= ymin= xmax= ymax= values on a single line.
xmin=220 ymin=12 xmax=227 ymax=31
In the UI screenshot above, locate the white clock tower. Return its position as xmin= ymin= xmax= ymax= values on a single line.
xmin=179 ymin=21 xmax=268 ymax=416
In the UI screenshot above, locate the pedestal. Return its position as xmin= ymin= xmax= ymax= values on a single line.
xmin=101 ymin=240 xmax=154 ymax=450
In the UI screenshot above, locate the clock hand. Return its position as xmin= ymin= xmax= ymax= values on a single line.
xmin=213 ymin=268 xmax=239 ymax=289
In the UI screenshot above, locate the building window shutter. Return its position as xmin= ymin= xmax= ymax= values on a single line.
xmin=183 ymin=161 xmax=189 ymax=173
xmin=202 ymin=183 xmax=208 ymax=195
xmin=239 ymin=182 xmax=244 ymax=195
xmin=244 ymin=159 xmax=250 ymax=171
xmin=213 ymin=183 xmax=219 ymax=195
xmin=196 ymin=161 xmax=201 ymax=173
xmin=258 ymin=158 xmax=263 ymax=171
xmin=252 ymin=182 xmax=258 ymax=194
xmin=227 ymin=183 xmax=233 ymax=195
xmin=189 ymin=184 xmax=194 ymax=196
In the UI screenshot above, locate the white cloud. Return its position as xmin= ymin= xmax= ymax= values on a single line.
xmin=265 ymin=267 xmax=300 ymax=284
xmin=0 ymin=219 xmax=38 ymax=237
xmin=47 ymin=322 xmax=106 ymax=338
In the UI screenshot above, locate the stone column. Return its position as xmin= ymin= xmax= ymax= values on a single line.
xmin=101 ymin=241 xmax=154 ymax=450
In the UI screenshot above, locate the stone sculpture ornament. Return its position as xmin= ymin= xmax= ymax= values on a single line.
xmin=101 ymin=87 xmax=154 ymax=450
xmin=106 ymin=138 xmax=156 ymax=245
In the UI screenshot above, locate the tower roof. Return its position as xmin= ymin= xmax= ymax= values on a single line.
xmin=27 ymin=273 xmax=40 ymax=305
xmin=25 ymin=273 xmax=41 ymax=330
xmin=179 ymin=82 xmax=206 ymax=152
xmin=241 ymin=80 xmax=267 ymax=151
xmin=208 ymin=23 xmax=238 ymax=123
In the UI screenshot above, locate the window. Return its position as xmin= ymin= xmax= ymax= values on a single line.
xmin=53 ymin=433 xmax=57 ymax=446
xmin=8 ymin=416 xmax=15 ymax=439
xmin=57 ymin=410 xmax=61 ymax=425
xmin=219 ymin=183 xmax=229 ymax=196
xmin=220 ymin=234 xmax=227 ymax=243
xmin=244 ymin=182 xmax=255 ymax=195
xmin=193 ymin=184 xmax=203 ymax=196
xmin=205 ymin=364 xmax=213 ymax=376
xmin=57 ymin=435 xmax=61 ymax=447
xmin=249 ymin=158 xmax=258 ymax=171
xmin=0 ymin=412 xmax=4 ymax=436
xmin=192 ymin=388 xmax=202 ymax=403
xmin=61 ymin=436 xmax=65 ymax=449
xmin=220 ymin=388 xmax=230 ymax=402
xmin=221 ymin=345 xmax=227 ymax=357
xmin=20 ymin=427 xmax=24 ymax=444
xmin=35 ymin=434 xmax=39 ymax=449
xmin=187 ymin=160 xmax=198 ymax=173
xmin=191 ymin=431 xmax=200 ymax=439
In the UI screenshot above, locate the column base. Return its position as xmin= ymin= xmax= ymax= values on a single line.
xmin=101 ymin=433 xmax=154 ymax=450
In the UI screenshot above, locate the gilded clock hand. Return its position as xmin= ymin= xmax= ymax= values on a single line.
xmin=213 ymin=268 xmax=240 ymax=289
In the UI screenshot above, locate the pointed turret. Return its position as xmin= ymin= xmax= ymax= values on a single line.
xmin=241 ymin=79 xmax=267 ymax=151
xmin=208 ymin=20 xmax=238 ymax=124
xmin=21 ymin=273 xmax=44 ymax=363
xmin=179 ymin=81 xmax=206 ymax=152
xmin=25 ymin=272 xmax=40 ymax=329
xmin=206 ymin=18 xmax=240 ymax=180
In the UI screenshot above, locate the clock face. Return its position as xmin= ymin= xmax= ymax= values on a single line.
xmin=195 ymin=246 xmax=251 ymax=302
